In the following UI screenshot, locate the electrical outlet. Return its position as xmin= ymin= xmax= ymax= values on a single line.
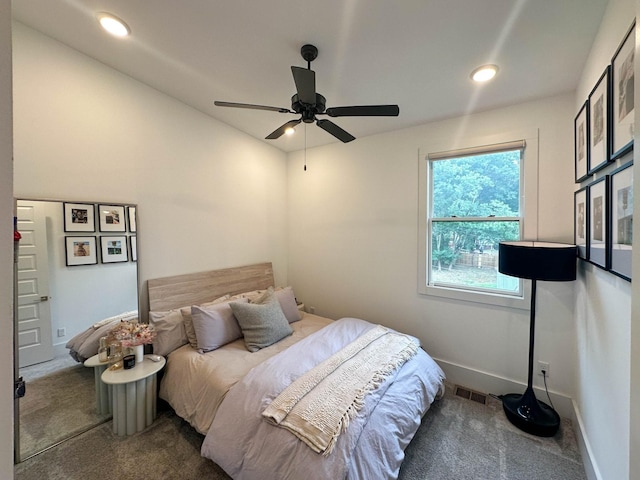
xmin=57 ymin=328 xmax=66 ymax=338
xmin=538 ymin=361 xmax=550 ymax=377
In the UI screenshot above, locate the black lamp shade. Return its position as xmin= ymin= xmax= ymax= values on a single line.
xmin=499 ymin=241 xmax=577 ymax=282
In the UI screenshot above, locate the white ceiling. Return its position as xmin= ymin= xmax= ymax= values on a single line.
xmin=12 ymin=0 xmax=608 ymax=153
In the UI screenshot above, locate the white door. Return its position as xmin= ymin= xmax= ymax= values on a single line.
xmin=16 ymin=200 xmax=54 ymax=367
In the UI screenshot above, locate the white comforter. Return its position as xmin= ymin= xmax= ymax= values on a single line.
xmin=201 ymin=317 xmax=445 ymax=480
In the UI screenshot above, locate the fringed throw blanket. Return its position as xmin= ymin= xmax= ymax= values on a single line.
xmin=262 ymin=325 xmax=418 ymax=455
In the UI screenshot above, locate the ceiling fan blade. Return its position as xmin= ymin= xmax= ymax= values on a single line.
xmin=214 ymin=101 xmax=293 ymax=114
xmin=291 ymin=66 xmax=316 ymax=105
xmin=324 ymin=105 xmax=400 ymax=117
xmin=265 ymin=119 xmax=302 ymax=140
xmin=316 ymin=119 xmax=355 ymax=143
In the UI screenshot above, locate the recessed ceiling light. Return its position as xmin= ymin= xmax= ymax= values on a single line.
xmin=97 ymin=13 xmax=130 ymax=37
xmin=284 ymin=127 xmax=296 ymax=136
xmin=470 ymin=64 xmax=499 ymax=83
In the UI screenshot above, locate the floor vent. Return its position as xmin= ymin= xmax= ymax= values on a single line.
xmin=454 ymin=385 xmax=487 ymax=405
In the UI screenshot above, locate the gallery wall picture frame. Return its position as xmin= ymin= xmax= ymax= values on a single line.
xmin=575 ymin=101 xmax=590 ymax=182
xmin=98 ymin=204 xmax=126 ymax=232
xmin=587 ymin=176 xmax=609 ymax=270
xmin=130 ymin=235 xmax=137 ymax=262
xmin=588 ymin=66 xmax=611 ymax=174
xmin=101 ymin=236 xmax=129 ymax=263
xmin=574 ymin=186 xmax=589 ymax=260
xmin=128 ymin=206 xmax=137 ymax=233
xmin=65 ymin=236 xmax=98 ymax=266
xmin=611 ymin=20 xmax=635 ymax=160
xmin=609 ymin=158 xmax=633 ymax=281
xmin=63 ymin=202 xmax=95 ymax=232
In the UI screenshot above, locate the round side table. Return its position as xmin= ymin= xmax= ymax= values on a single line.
xmin=84 ymin=354 xmax=112 ymax=415
xmin=101 ymin=355 xmax=166 ymax=436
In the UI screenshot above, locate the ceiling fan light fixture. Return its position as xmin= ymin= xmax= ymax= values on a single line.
xmin=284 ymin=127 xmax=296 ymax=136
xmin=97 ymin=13 xmax=131 ymax=37
xmin=471 ymin=64 xmax=498 ymax=83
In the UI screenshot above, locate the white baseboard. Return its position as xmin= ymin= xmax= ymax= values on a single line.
xmin=52 ymin=343 xmax=68 ymax=358
xmin=434 ymin=358 xmax=598 ymax=479
xmin=571 ymin=399 xmax=602 ymax=480
xmin=435 ymin=357 xmax=574 ymax=417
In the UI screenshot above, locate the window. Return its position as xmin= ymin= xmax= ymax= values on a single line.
xmin=418 ymin=134 xmax=537 ymax=308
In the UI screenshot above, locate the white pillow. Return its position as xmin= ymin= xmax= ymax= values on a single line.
xmin=149 ymin=309 xmax=188 ymax=356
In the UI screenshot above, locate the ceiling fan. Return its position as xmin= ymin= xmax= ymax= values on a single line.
xmin=214 ymin=44 xmax=399 ymax=143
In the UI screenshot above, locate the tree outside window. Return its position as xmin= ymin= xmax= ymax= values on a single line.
xmin=429 ymin=149 xmax=522 ymax=293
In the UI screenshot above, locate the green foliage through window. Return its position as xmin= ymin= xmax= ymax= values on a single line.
xmin=429 ymin=149 xmax=522 ymax=293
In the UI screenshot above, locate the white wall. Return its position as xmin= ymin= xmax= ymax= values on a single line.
xmin=574 ymin=0 xmax=636 ymax=478
xmin=0 ymin=0 xmax=14 ymax=475
xmin=11 ymin=22 xmax=290 ymax=321
xmin=287 ymin=93 xmax=577 ymax=412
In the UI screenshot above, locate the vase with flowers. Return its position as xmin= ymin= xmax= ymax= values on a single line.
xmin=108 ymin=319 xmax=156 ymax=367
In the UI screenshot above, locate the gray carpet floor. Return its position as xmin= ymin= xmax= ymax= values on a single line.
xmin=18 ymin=356 xmax=111 ymax=459
xmin=15 ymin=383 xmax=587 ymax=480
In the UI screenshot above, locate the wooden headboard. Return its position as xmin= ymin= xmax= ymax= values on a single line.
xmin=147 ymin=262 xmax=274 ymax=312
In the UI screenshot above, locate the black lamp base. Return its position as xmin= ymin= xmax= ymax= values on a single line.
xmin=501 ymin=387 xmax=560 ymax=437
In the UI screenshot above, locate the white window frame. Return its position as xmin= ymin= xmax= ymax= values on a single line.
xmin=418 ymin=130 xmax=539 ymax=309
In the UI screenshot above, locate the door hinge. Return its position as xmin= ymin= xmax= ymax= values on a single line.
xmin=15 ymin=377 xmax=25 ymax=399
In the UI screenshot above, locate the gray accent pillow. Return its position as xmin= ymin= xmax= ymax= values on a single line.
xmin=149 ymin=309 xmax=188 ymax=356
xmin=191 ymin=298 xmax=248 ymax=353
xmin=230 ymin=293 xmax=293 ymax=352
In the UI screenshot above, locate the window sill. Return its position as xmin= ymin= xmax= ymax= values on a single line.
xmin=419 ymin=283 xmax=530 ymax=310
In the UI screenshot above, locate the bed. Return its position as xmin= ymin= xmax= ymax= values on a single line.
xmin=148 ymin=262 xmax=445 ymax=480
xmin=65 ymin=310 xmax=138 ymax=362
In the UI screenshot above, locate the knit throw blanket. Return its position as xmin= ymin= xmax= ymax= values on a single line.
xmin=262 ymin=325 xmax=418 ymax=455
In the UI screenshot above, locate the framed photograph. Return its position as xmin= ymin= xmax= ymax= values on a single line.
xmin=609 ymin=159 xmax=633 ymax=281
xmin=63 ymin=202 xmax=95 ymax=232
xmin=65 ymin=236 xmax=97 ymax=266
xmin=588 ymin=66 xmax=611 ymax=174
xmin=575 ymin=101 xmax=590 ymax=182
xmin=130 ymin=235 xmax=137 ymax=262
xmin=128 ymin=206 xmax=137 ymax=232
xmin=98 ymin=204 xmax=126 ymax=232
xmin=100 ymin=236 xmax=129 ymax=263
xmin=611 ymin=21 xmax=635 ymax=159
xmin=574 ymin=186 xmax=589 ymax=260
xmin=588 ymin=176 xmax=609 ymax=269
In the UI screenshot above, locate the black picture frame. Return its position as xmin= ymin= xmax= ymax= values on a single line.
xmin=574 ymin=186 xmax=589 ymax=260
xmin=611 ymin=20 xmax=635 ymax=160
xmin=63 ymin=202 xmax=95 ymax=232
xmin=587 ymin=176 xmax=609 ymax=270
xmin=588 ymin=66 xmax=611 ymax=174
xmin=65 ymin=236 xmax=98 ymax=266
xmin=609 ymin=158 xmax=633 ymax=281
xmin=575 ymin=101 xmax=590 ymax=182
xmin=100 ymin=236 xmax=129 ymax=263
xmin=98 ymin=204 xmax=126 ymax=232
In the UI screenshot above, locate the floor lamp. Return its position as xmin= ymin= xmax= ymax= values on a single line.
xmin=498 ymin=241 xmax=577 ymax=437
